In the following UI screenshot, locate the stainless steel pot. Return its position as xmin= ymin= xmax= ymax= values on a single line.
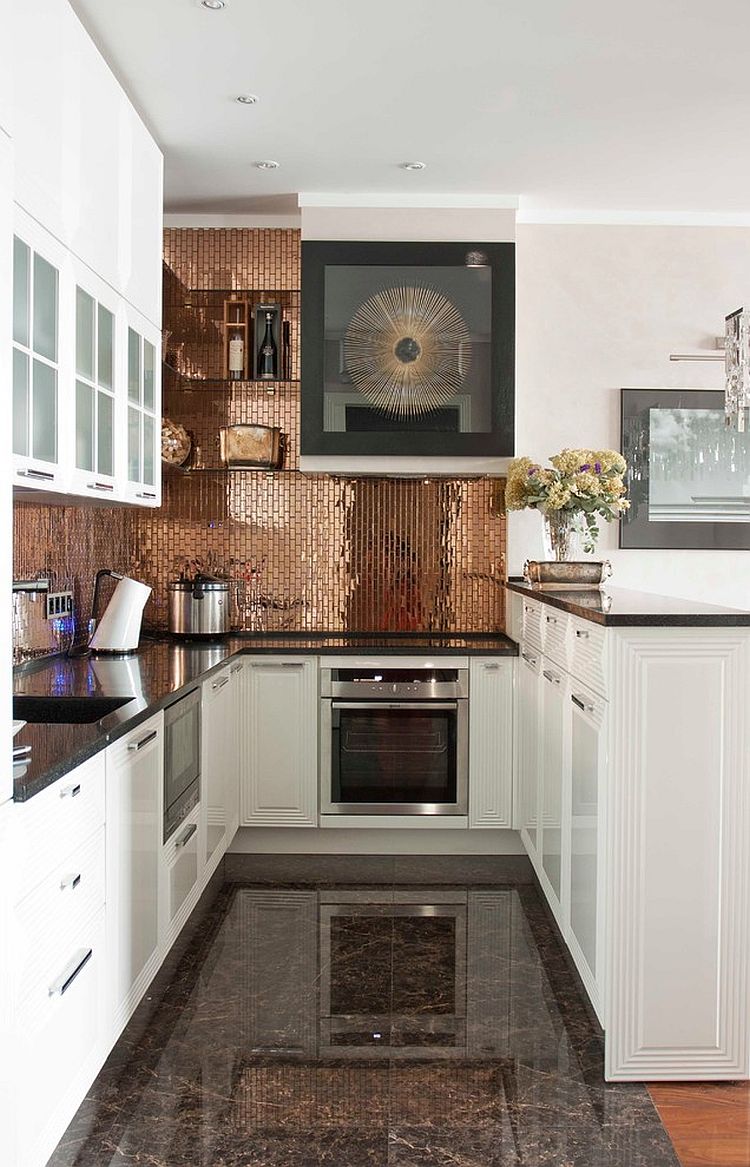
xmin=167 ymin=577 xmax=231 ymax=637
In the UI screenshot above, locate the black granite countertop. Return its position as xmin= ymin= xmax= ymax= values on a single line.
xmin=505 ymin=579 xmax=750 ymax=626
xmin=12 ymin=631 xmax=517 ymax=802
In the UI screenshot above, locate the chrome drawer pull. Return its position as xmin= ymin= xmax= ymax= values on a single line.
xmin=60 ymin=783 xmax=81 ymax=799
xmin=60 ymin=873 xmax=81 ymax=892
xmin=543 ymin=669 xmax=561 ymax=685
xmin=572 ymin=694 xmax=595 ymax=713
xmin=521 ymin=652 xmax=537 ymax=666
xmin=136 ymin=490 xmax=157 ymax=500
xmin=128 ymin=729 xmax=157 ymax=752
xmin=230 ymin=662 xmax=243 ymax=674
xmin=48 ymin=948 xmax=92 ymax=997
xmin=86 ymin=481 xmax=114 ymax=492
xmin=484 ymin=662 xmax=500 ymax=670
xmin=575 ymin=629 xmax=590 ymax=640
xmin=212 ymin=676 xmax=230 ymax=691
xmin=545 ymin=615 xmax=557 ymax=624
xmin=176 ymin=822 xmax=197 ymax=849
xmin=17 ymin=468 xmax=55 ymax=481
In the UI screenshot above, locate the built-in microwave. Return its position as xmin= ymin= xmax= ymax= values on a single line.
xmin=163 ymin=686 xmax=201 ymax=841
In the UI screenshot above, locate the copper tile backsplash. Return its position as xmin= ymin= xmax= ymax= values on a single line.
xmin=13 ymin=228 xmax=506 ymax=659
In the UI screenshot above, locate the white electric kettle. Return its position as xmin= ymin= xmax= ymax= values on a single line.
xmin=88 ymin=570 xmax=151 ymax=655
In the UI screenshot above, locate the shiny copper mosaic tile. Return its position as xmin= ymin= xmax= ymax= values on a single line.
xmin=12 ymin=227 xmax=507 ymax=656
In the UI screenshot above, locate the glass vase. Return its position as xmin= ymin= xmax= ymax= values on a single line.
xmin=542 ymin=509 xmax=577 ymax=562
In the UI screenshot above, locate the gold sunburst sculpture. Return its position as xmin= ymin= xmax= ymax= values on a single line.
xmin=343 ymin=284 xmax=471 ymax=418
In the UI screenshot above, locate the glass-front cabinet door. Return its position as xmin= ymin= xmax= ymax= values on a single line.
xmin=121 ymin=311 xmax=161 ymax=506
xmin=68 ymin=270 xmax=118 ymax=499
xmin=12 ymin=215 xmax=68 ymax=493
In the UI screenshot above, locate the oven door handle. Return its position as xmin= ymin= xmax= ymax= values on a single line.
xmin=329 ymin=701 xmax=459 ymax=711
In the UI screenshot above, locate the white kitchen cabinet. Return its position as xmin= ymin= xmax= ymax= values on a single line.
xmin=105 ymin=713 xmax=163 ymax=1034
xmin=120 ymin=307 xmax=162 ymax=507
xmin=160 ymin=804 xmax=202 ymax=948
xmin=4 ymin=752 xmax=108 ymax=1167
xmin=515 ymin=646 xmax=542 ymax=858
xmin=567 ymin=681 xmax=606 ymax=1017
xmin=537 ymin=658 xmax=568 ymax=932
xmin=68 ymin=266 xmax=120 ymax=500
xmin=202 ymin=661 xmax=242 ymax=870
xmin=468 ymin=657 xmax=513 ymax=828
xmin=241 ymin=657 xmax=318 ymax=827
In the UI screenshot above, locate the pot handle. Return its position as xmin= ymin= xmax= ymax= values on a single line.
xmin=192 ymin=575 xmax=205 ymax=600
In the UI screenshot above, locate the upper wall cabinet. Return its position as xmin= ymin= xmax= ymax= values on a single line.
xmin=12 ymin=210 xmax=161 ymax=506
xmin=12 ymin=0 xmax=162 ymax=329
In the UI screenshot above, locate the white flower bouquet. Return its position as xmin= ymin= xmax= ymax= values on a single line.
xmin=505 ymin=448 xmax=630 ymax=555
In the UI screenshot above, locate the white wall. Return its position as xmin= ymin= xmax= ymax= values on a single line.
xmin=515 ymin=224 xmax=750 ymax=609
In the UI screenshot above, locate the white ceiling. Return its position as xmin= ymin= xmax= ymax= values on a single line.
xmin=70 ymin=0 xmax=750 ymax=219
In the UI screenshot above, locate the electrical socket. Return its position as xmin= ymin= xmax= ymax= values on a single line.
xmin=46 ymin=591 xmax=74 ymax=621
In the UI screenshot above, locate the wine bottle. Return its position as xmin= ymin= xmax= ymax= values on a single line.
xmin=228 ymin=329 xmax=244 ymax=380
xmin=257 ymin=311 xmax=277 ymax=380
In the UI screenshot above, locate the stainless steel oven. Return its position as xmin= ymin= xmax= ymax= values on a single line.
xmin=164 ymin=686 xmax=201 ymax=841
xmin=320 ymin=664 xmax=469 ymax=815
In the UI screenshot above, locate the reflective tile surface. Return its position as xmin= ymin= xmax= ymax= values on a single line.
xmin=49 ymin=858 xmax=679 ymax=1167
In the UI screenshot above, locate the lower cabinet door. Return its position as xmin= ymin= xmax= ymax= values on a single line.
xmin=106 ymin=713 xmax=162 ymax=1030
xmin=240 ymin=658 xmax=318 ymax=826
xmin=515 ymin=646 xmax=542 ymax=859
xmin=468 ymin=658 xmax=513 ymax=828
xmin=161 ymin=810 xmax=201 ymax=943
xmin=538 ymin=659 xmax=569 ymax=929
xmin=15 ymin=909 xmax=107 ymax=1167
xmin=567 ymin=681 xmax=606 ymax=1019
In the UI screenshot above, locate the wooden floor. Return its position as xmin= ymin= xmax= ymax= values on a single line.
xmin=649 ymin=1083 xmax=750 ymax=1167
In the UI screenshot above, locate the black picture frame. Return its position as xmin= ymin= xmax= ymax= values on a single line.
xmin=300 ymin=240 xmax=515 ymax=458
xmin=620 ymin=387 xmax=750 ymax=550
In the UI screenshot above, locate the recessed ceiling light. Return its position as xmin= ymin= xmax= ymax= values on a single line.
xmin=199 ymin=0 xmax=225 ymax=9
xmin=236 ymin=94 xmax=259 ymax=105
xmin=255 ymin=159 xmax=279 ymax=170
xmin=401 ymin=161 xmax=426 ymax=171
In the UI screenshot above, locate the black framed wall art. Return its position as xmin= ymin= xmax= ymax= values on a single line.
xmin=620 ymin=387 xmax=750 ymax=550
xmin=300 ymin=241 xmax=515 ymax=460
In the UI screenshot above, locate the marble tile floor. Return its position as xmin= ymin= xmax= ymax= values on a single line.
xmin=48 ymin=857 xmax=680 ymax=1167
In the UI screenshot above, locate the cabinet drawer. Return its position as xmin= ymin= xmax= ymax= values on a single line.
xmin=522 ymin=597 xmax=543 ymax=650
xmin=12 ymin=753 xmax=105 ymax=902
xmin=541 ymin=607 xmax=570 ymax=669
xmin=166 ymin=817 xmax=200 ymax=927
xmin=14 ymin=827 xmax=105 ymax=1004
xmin=570 ymin=617 xmax=608 ymax=698
xmin=15 ymin=910 xmax=107 ymax=1154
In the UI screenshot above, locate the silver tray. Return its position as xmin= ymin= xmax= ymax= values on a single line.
xmin=523 ymin=560 xmax=612 ymax=589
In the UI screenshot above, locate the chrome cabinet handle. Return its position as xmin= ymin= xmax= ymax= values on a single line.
xmin=17 ymin=468 xmax=55 ymax=481
xmin=48 ymin=948 xmax=92 ymax=997
xmin=230 ymin=662 xmax=243 ymax=674
xmin=521 ymin=652 xmax=538 ymax=666
xmin=484 ymin=662 xmax=500 ymax=670
xmin=136 ymin=490 xmax=157 ymax=499
xmin=60 ymin=873 xmax=81 ymax=892
xmin=543 ymin=669 xmax=561 ymax=685
xmin=572 ymin=694 xmax=595 ymax=713
xmin=86 ymin=481 xmax=114 ymax=492
xmin=575 ymin=629 xmax=590 ymax=640
xmin=545 ymin=615 xmax=558 ymax=624
xmin=176 ymin=822 xmax=197 ymax=849
xmin=128 ymin=729 xmax=158 ymax=752
xmin=60 ymin=782 xmax=81 ymax=799
xmin=212 ymin=676 xmax=230 ymax=691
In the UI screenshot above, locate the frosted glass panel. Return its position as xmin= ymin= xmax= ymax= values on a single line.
xmin=97 ymin=305 xmax=114 ymax=389
xmin=13 ymin=237 xmax=30 ymax=347
xmin=13 ymin=349 xmax=29 ymax=457
xmin=128 ymin=328 xmax=141 ymax=403
xmin=32 ymin=360 xmax=57 ymax=463
xmin=143 ymin=414 xmax=155 ymax=485
xmin=33 ymin=253 xmax=58 ymax=362
xmin=97 ymin=392 xmax=114 ymax=477
xmin=143 ymin=339 xmax=155 ymax=410
xmin=128 ymin=406 xmax=141 ymax=481
xmin=76 ymin=287 xmax=94 ymax=379
xmin=76 ymin=380 xmax=94 ymax=471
